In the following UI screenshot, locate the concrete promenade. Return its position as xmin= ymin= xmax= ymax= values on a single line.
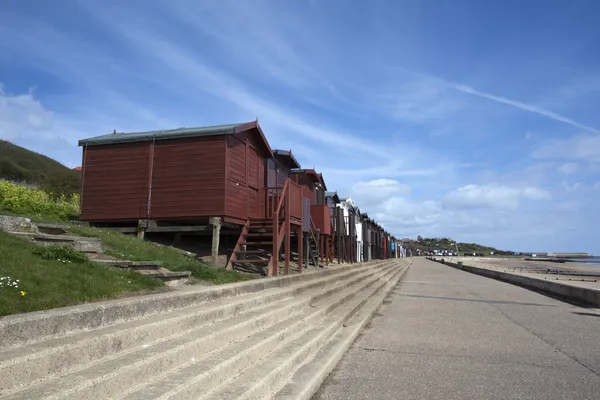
xmin=314 ymin=258 xmax=600 ymax=400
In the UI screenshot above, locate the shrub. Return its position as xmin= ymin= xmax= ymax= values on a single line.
xmin=33 ymin=245 xmax=89 ymax=264
xmin=0 ymin=180 xmax=79 ymax=221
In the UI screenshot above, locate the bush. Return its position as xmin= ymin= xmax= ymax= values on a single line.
xmin=0 ymin=180 xmax=79 ymax=221
xmin=33 ymin=245 xmax=89 ymax=264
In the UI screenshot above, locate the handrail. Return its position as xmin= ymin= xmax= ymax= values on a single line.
xmin=310 ymin=215 xmax=317 ymax=234
xmin=274 ymin=179 xmax=289 ymax=216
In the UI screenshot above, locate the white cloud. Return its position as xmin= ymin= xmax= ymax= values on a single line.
xmin=557 ymin=162 xmax=579 ymax=174
xmin=377 ymin=197 xmax=443 ymax=229
xmin=533 ymin=134 xmax=600 ymax=162
xmin=443 ymin=184 xmax=550 ymax=210
xmin=0 ymin=87 xmax=54 ymax=141
xmin=351 ymin=179 xmax=410 ymax=206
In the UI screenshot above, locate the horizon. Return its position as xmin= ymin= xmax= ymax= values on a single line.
xmin=1 ymin=0 xmax=599 ymax=253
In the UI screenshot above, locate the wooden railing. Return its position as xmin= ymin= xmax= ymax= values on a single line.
xmin=270 ymin=180 xmax=290 ymax=276
xmin=263 ymin=179 xmax=303 ymax=221
xmin=288 ymin=180 xmax=303 ymax=220
xmin=261 ymin=178 xmax=315 ymax=276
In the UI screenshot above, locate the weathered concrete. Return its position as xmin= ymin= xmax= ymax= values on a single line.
xmin=435 ymin=258 xmax=600 ymax=307
xmin=0 ymin=215 xmax=38 ymax=233
xmin=314 ymin=258 xmax=600 ymax=400
xmin=0 ymin=259 xmax=411 ymax=399
xmin=0 ymin=261 xmax=385 ymax=348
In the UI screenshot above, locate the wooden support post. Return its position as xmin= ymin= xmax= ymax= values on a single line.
xmin=325 ymin=236 xmax=329 ymax=266
xmin=137 ymin=219 xmax=147 ymax=240
xmin=319 ymin=232 xmax=324 ymax=267
xmin=210 ymin=217 xmax=221 ymax=268
xmin=284 ymin=189 xmax=291 ymax=275
xmin=272 ymin=211 xmax=279 ymax=277
xmin=304 ymin=231 xmax=310 ymax=269
xmin=298 ymin=229 xmax=303 ymax=273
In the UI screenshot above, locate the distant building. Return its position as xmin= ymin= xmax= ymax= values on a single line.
xmin=547 ymin=252 xmax=589 ymax=258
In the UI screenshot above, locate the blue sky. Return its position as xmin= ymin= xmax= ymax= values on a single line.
xmin=1 ymin=0 xmax=600 ymax=253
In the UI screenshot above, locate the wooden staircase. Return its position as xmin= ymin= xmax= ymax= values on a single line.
xmin=226 ymin=219 xmax=277 ymax=276
xmin=226 ymin=178 xmax=324 ymax=276
xmin=327 ymin=231 xmax=335 ymax=264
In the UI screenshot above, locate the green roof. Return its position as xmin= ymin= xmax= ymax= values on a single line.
xmin=78 ymin=122 xmax=247 ymax=147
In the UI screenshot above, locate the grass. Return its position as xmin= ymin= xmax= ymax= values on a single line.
xmin=0 ymin=230 xmax=163 ymax=317
xmin=0 ymin=204 xmax=74 ymax=225
xmin=70 ymin=226 xmax=254 ymax=285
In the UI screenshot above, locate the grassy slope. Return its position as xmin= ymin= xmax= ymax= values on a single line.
xmin=0 ymin=230 xmax=163 ymax=317
xmin=409 ymin=237 xmax=504 ymax=256
xmin=0 ymin=140 xmax=80 ymax=196
xmin=70 ymin=226 xmax=254 ymax=285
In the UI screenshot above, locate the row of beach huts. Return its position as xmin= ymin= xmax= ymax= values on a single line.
xmin=77 ymin=120 xmax=408 ymax=276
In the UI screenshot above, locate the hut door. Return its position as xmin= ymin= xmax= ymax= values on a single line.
xmin=247 ymin=145 xmax=260 ymax=218
xmin=267 ymin=159 xmax=277 ymax=188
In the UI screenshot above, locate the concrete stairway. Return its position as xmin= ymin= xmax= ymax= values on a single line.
xmin=0 ymin=214 xmax=191 ymax=285
xmin=0 ymin=258 xmax=411 ymax=400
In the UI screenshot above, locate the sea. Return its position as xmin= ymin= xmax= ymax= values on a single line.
xmin=567 ymin=256 xmax=600 ymax=267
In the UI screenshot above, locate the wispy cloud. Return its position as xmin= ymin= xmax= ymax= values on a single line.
xmin=450 ymin=83 xmax=600 ymax=133
xmin=384 ymin=65 xmax=600 ymax=133
xmin=532 ymin=134 xmax=600 ymax=162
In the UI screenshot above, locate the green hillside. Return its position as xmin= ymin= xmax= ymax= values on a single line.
xmin=0 ymin=140 xmax=80 ymax=197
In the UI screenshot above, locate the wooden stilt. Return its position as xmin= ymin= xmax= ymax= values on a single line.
xmin=298 ymin=229 xmax=303 ymax=273
xmin=210 ymin=217 xmax=221 ymax=268
xmin=284 ymin=191 xmax=291 ymax=275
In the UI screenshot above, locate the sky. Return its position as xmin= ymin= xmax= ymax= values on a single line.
xmin=1 ymin=0 xmax=600 ymax=253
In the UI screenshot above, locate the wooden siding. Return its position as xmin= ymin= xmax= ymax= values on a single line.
xmin=301 ymin=186 xmax=314 ymax=205
xmin=228 ymin=136 xmax=246 ymax=184
xmin=248 ymin=188 xmax=259 ymax=218
xmin=80 ymin=137 xmax=227 ymax=222
xmin=267 ymin=159 xmax=277 ymax=187
xmin=80 ymin=143 xmax=150 ymax=221
xmin=258 ymin=158 xmax=265 ymax=214
xmin=314 ymin=186 xmax=325 ymax=205
xmin=225 ymin=129 xmax=271 ymax=221
xmin=150 ymin=137 xmax=226 ymax=219
xmin=277 ymin=169 xmax=288 ymax=187
xmin=289 ymin=179 xmax=303 ymax=221
xmin=310 ymin=204 xmax=331 ymax=235
xmin=248 ymin=145 xmax=260 ymax=189
xmin=226 ymin=180 xmax=248 ymax=220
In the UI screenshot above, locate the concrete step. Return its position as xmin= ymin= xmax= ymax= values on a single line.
xmin=116 ymin=264 xmax=400 ymax=400
xmin=206 ymin=265 xmax=405 ymax=400
xmin=9 ymin=232 xmax=103 ymax=253
xmin=0 ymin=262 xmax=391 ymax=394
xmin=140 ymin=270 xmax=192 ymax=286
xmin=273 ymin=264 xmax=410 ymax=400
xmin=0 ymin=262 xmax=371 ymax=349
xmin=36 ymin=223 xmax=70 ymax=235
xmin=94 ymin=260 xmax=162 ymax=271
xmin=0 ymin=259 xmax=409 ymax=400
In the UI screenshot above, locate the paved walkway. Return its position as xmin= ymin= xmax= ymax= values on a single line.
xmin=314 ymin=258 xmax=600 ymax=400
